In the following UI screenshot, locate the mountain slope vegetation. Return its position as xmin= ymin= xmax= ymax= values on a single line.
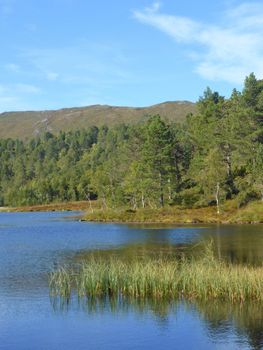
xmin=0 ymin=73 xmax=262 ymax=219
xmin=0 ymin=101 xmax=196 ymax=140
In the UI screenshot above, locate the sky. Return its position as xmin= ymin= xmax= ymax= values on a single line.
xmin=1 ymin=0 xmax=263 ymax=112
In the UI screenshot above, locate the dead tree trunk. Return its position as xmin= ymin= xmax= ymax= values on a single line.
xmin=141 ymin=193 xmax=145 ymax=208
xmin=86 ymin=192 xmax=94 ymax=213
xmin=215 ymin=182 xmax=220 ymax=214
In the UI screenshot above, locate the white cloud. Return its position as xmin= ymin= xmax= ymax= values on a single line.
xmin=145 ymin=2 xmax=161 ymax=13
xmin=133 ymin=2 xmax=263 ymax=84
xmin=134 ymin=4 xmax=200 ymax=43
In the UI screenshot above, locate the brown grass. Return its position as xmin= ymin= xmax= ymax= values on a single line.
xmin=2 ymin=201 xmax=91 ymax=212
xmin=3 ymin=199 xmax=263 ymax=224
xmin=83 ymin=200 xmax=263 ymax=224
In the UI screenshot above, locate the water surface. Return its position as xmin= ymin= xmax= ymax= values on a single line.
xmin=0 ymin=211 xmax=262 ymax=349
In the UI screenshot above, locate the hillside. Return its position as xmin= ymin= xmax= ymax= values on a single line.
xmin=0 ymin=101 xmax=196 ymax=140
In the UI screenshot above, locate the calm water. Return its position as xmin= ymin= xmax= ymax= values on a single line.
xmin=0 ymin=211 xmax=262 ymax=350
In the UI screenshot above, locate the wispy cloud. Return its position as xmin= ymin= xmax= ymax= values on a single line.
xmin=0 ymin=83 xmax=40 ymax=95
xmin=21 ymin=42 xmax=136 ymax=87
xmin=0 ymin=83 xmax=41 ymax=112
xmin=45 ymin=71 xmax=59 ymax=81
xmin=0 ymin=42 xmax=138 ymax=111
xmin=5 ymin=63 xmax=21 ymax=73
xmin=14 ymin=83 xmax=41 ymax=94
xmin=133 ymin=2 xmax=263 ymax=84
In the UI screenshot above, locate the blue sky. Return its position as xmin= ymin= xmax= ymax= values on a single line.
xmin=0 ymin=0 xmax=263 ymax=112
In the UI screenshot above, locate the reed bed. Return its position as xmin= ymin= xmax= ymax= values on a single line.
xmin=49 ymin=246 xmax=263 ymax=303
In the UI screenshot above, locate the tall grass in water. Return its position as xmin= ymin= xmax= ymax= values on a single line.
xmin=49 ymin=244 xmax=263 ymax=303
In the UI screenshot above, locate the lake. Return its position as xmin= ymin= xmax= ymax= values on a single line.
xmin=0 ymin=211 xmax=262 ymax=350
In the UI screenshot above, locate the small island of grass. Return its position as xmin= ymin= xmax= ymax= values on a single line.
xmin=49 ymin=244 xmax=263 ymax=303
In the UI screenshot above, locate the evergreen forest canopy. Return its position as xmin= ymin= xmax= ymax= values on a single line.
xmin=0 ymin=73 xmax=262 ymax=210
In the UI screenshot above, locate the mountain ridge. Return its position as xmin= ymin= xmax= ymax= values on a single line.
xmin=0 ymin=101 xmax=196 ymax=140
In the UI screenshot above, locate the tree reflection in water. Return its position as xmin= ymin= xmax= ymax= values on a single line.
xmin=51 ymin=295 xmax=263 ymax=350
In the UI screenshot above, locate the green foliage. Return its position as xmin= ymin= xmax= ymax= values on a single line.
xmin=0 ymin=128 xmax=99 ymax=206
xmin=236 ymin=190 xmax=259 ymax=208
xmin=243 ymin=73 xmax=259 ymax=107
xmin=0 ymin=73 xmax=262 ymax=209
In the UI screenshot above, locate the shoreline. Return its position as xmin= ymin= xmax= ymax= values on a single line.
xmin=0 ymin=201 xmax=89 ymax=213
xmin=1 ymin=200 xmax=263 ymax=225
xmin=81 ymin=218 xmax=263 ymax=225
xmin=83 ymin=201 xmax=263 ymax=225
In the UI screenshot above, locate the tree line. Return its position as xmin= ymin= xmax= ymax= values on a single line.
xmin=0 ymin=73 xmax=262 ymax=210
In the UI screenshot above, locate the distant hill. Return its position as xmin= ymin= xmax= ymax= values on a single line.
xmin=0 ymin=101 xmax=196 ymax=140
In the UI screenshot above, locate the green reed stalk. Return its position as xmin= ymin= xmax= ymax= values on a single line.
xmin=49 ymin=246 xmax=263 ymax=303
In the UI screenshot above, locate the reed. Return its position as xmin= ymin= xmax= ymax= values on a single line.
xmin=49 ymin=245 xmax=263 ymax=303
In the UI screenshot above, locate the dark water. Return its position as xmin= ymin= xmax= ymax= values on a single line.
xmin=0 ymin=211 xmax=262 ymax=350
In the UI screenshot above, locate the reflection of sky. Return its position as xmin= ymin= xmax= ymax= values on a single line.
xmin=0 ymin=293 xmax=258 ymax=350
xmin=1 ymin=212 xmax=263 ymax=299
xmin=0 ymin=293 xmax=256 ymax=350
xmin=0 ymin=212 xmax=261 ymax=350
xmin=111 ymin=226 xmax=203 ymax=247
xmin=0 ymin=212 xmax=203 ymax=296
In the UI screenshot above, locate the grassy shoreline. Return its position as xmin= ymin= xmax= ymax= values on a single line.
xmin=49 ymin=244 xmax=263 ymax=303
xmin=1 ymin=199 xmax=263 ymax=224
xmin=0 ymin=201 xmax=89 ymax=213
xmin=83 ymin=200 xmax=263 ymax=224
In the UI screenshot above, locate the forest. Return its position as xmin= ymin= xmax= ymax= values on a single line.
xmin=0 ymin=73 xmax=262 ymax=211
